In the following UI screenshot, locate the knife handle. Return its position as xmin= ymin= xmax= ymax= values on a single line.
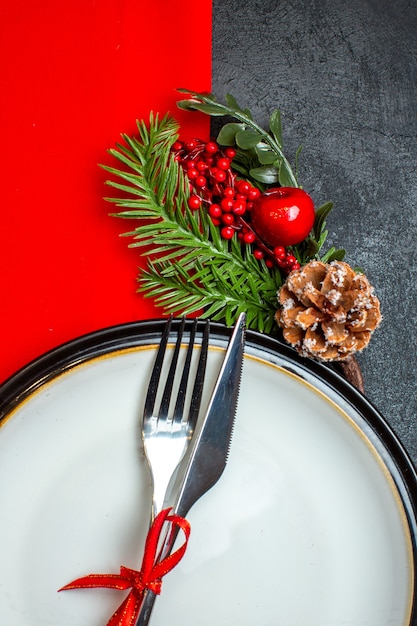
xmin=135 ymin=589 xmax=157 ymax=626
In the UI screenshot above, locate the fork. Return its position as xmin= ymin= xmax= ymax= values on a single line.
xmin=142 ymin=316 xmax=210 ymax=523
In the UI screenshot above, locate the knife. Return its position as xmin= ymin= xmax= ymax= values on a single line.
xmin=135 ymin=312 xmax=246 ymax=625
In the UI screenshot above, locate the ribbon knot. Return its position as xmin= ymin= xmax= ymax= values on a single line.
xmin=59 ymin=508 xmax=190 ymax=626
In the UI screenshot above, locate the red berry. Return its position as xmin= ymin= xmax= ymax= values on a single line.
xmin=232 ymin=200 xmax=246 ymax=215
xmin=195 ymin=175 xmax=207 ymax=188
xmin=208 ymin=204 xmax=222 ymax=218
xmin=292 ymin=261 xmax=301 ymax=270
xmin=205 ymin=141 xmax=219 ymax=154
xmin=220 ymin=226 xmax=234 ymax=239
xmin=223 ymin=186 xmax=235 ymax=198
xmin=221 ymin=213 xmax=235 ymax=225
xmin=248 ymin=187 xmax=261 ymax=201
xmin=220 ymin=198 xmax=234 ymax=212
xmin=243 ymin=231 xmax=256 ymax=244
xmin=187 ymin=167 xmax=199 ymax=180
xmin=216 ymin=157 xmax=231 ymax=171
xmin=273 ymin=246 xmax=286 ymax=259
xmin=236 ymin=180 xmax=251 ymax=195
xmin=253 ymin=248 xmax=264 ymax=260
xmin=185 ymin=139 xmax=198 ymax=151
xmin=172 ymin=140 xmax=183 ymax=151
xmin=188 ymin=195 xmax=201 ymax=210
xmin=225 ymin=147 xmax=236 ymax=158
xmin=251 ymin=187 xmax=315 ymax=247
xmin=196 ymin=160 xmax=209 ymax=171
xmin=212 ymin=169 xmax=227 ymax=183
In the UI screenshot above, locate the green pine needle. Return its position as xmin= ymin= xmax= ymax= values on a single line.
xmin=102 ymin=113 xmax=282 ymax=332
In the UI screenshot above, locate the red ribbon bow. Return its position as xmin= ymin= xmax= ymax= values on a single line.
xmin=59 ymin=508 xmax=191 ymax=626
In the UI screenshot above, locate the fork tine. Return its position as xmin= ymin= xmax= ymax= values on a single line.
xmin=143 ymin=316 xmax=173 ymax=420
xmin=158 ymin=317 xmax=186 ymax=419
xmin=171 ymin=319 xmax=198 ymax=424
xmin=143 ymin=316 xmax=205 ymax=425
xmin=187 ymin=319 xmax=210 ymax=433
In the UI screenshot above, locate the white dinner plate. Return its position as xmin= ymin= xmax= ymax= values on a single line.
xmin=0 ymin=319 xmax=416 ymax=625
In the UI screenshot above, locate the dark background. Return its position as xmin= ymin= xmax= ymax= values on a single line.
xmin=212 ymin=0 xmax=417 ymax=469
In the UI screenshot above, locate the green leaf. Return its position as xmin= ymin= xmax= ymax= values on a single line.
xmin=225 ymin=93 xmax=242 ymax=112
xmin=321 ymin=248 xmax=346 ymax=262
xmin=249 ymin=165 xmax=280 ymax=184
xmin=216 ymin=122 xmax=245 ymax=146
xmin=269 ymin=109 xmax=283 ymax=146
xmin=313 ymin=201 xmax=334 ymax=239
xmin=173 ymin=98 xmax=197 ymax=111
xmin=255 ymin=145 xmax=279 ymax=165
xmin=189 ymin=102 xmax=227 ymax=116
xmin=294 ymin=145 xmax=302 ymax=180
xmin=278 ymin=160 xmax=297 ymax=187
xmin=235 ymin=129 xmax=262 ymax=150
xmin=303 ymin=238 xmax=320 ymax=258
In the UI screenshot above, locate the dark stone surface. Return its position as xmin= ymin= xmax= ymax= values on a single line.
xmin=212 ymin=0 xmax=417 ymax=468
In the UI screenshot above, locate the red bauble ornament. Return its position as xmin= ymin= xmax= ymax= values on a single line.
xmin=251 ymin=187 xmax=315 ymax=246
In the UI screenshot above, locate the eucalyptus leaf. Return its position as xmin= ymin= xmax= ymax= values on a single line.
xmin=176 ymin=98 xmax=201 ymax=111
xmin=242 ymin=108 xmax=253 ymax=120
xmin=227 ymin=161 xmax=251 ymax=178
xmin=324 ymin=248 xmax=346 ymax=262
xmin=294 ymin=145 xmax=302 ymax=180
xmin=225 ymin=93 xmax=244 ymax=113
xmin=313 ymin=201 xmax=334 ymax=238
xmin=255 ymin=145 xmax=279 ymax=165
xmin=235 ymin=129 xmax=262 ymax=149
xmin=216 ymin=122 xmax=245 ymax=146
xmin=278 ymin=160 xmax=297 ymax=187
xmin=186 ymin=102 xmax=227 ymax=116
xmin=269 ymin=109 xmax=283 ymax=147
xmin=303 ymin=239 xmax=320 ymax=257
xmin=249 ymin=165 xmax=279 ymax=184
xmin=176 ymin=88 xmax=218 ymax=102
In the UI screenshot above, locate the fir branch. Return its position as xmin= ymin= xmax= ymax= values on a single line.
xmin=102 ymin=112 xmax=282 ymax=330
xmin=140 ymin=257 xmax=279 ymax=334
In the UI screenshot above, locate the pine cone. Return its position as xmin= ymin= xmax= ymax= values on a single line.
xmin=276 ymin=260 xmax=382 ymax=361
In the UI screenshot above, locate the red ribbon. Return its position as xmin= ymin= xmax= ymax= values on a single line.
xmin=59 ymin=508 xmax=191 ymax=626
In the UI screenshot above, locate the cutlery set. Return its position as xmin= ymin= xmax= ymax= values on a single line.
xmin=136 ymin=313 xmax=246 ymax=624
xmin=134 ymin=313 xmax=245 ymax=623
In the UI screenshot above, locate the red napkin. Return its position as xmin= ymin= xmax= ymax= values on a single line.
xmin=0 ymin=0 xmax=211 ymax=383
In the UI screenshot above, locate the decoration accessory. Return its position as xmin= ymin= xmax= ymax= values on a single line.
xmin=58 ymin=508 xmax=190 ymax=626
xmin=102 ymin=89 xmax=381 ymax=368
xmin=276 ymin=260 xmax=382 ymax=362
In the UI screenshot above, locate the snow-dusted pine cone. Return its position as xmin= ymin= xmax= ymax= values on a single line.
xmin=276 ymin=260 xmax=382 ymax=361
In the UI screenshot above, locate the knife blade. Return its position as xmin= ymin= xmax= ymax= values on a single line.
xmin=135 ymin=312 xmax=246 ymax=625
